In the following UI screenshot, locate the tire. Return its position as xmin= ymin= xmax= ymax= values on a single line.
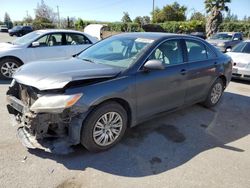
xmin=0 ymin=58 xmax=22 ymax=79
xmin=81 ymin=102 xmax=128 ymax=152
xmin=202 ymin=78 xmax=224 ymax=108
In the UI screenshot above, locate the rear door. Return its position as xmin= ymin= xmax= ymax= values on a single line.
xmin=65 ymin=33 xmax=92 ymax=55
xmin=184 ymin=39 xmax=218 ymax=104
xmin=136 ymin=39 xmax=188 ymax=119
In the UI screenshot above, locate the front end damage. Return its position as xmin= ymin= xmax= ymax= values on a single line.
xmin=6 ymin=80 xmax=86 ymax=154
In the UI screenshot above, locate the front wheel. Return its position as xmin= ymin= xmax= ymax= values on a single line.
xmin=0 ymin=58 xmax=22 ymax=79
xmin=202 ymin=78 xmax=224 ymax=108
xmin=81 ymin=102 xmax=128 ymax=152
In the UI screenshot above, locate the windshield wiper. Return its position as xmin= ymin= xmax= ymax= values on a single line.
xmin=81 ymin=58 xmax=95 ymax=63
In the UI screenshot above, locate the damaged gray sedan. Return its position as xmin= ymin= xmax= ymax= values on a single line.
xmin=6 ymin=33 xmax=232 ymax=153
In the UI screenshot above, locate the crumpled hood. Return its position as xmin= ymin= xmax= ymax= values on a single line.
xmin=13 ymin=58 xmax=122 ymax=90
xmin=226 ymin=52 xmax=250 ymax=64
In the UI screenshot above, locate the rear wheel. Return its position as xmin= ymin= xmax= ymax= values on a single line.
xmin=202 ymin=78 xmax=224 ymax=108
xmin=0 ymin=58 xmax=22 ymax=79
xmin=81 ymin=102 xmax=128 ymax=152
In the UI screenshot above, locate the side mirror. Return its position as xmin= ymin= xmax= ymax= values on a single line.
xmin=31 ymin=41 xmax=40 ymax=47
xmin=226 ymin=48 xmax=232 ymax=52
xmin=143 ymin=60 xmax=165 ymax=71
xmin=233 ymin=37 xmax=239 ymax=41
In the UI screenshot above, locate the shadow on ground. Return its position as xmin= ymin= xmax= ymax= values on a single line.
xmin=0 ymin=80 xmax=11 ymax=85
xmin=231 ymin=78 xmax=250 ymax=85
xmin=29 ymin=91 xmax=250 ymax=177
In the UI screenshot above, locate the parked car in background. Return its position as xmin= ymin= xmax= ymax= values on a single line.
xmin=190 ymin=32 xmax=206 ymax=39
xmin=0 ymin=29 xmax=98 ymax=79
xmin=8 ymin=26 xmax=33 ymax=37
xmin=206 ymin=32 xmax=243 ymax=52
xmin=227 ymin=40 xmax=250 ymax=80
xmin=6 ymin=33 xmax=232 ymax=153
xmin=0 ymin=25 xmax=8 ymax=32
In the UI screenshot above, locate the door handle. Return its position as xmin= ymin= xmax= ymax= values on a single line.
xmin=180 ymin=69 xmax=187 ymax=75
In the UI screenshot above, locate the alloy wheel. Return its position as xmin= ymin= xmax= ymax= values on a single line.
xmin=1 ymin=62 xmax=19 ymax=78
xmin=93 ymin=112 xmax=123 ymax=146
xmin=210 ymin=83 xmax=223 ymax=104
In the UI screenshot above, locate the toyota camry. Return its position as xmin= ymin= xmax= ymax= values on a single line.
xmin=6 ymin=32 xmax=232 ymax=153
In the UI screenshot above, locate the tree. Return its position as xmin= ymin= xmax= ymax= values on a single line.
xmin=4 ymin=12 xmax=13 ymax=28
xmin=224 ymin=10 xmax=238 ymax=22
xmin=23 ymin=15 xmax=33 ymax=24
xmin=34 ymin=0 xmax=56 ymax=23
xmin=152 ymin=2 xmax=187 ymax=23
xmin=121 ymin=12 xmax=132 ymax=23
xmin=142 ymin=16 xmax=151 ymax=24
xmin=190 ymin=12 xmax=205 ymax=21
xmin=205 ymin=0 xmax=231 ymax=37
xmin=133 ymin=16 xmax=143 ymax=25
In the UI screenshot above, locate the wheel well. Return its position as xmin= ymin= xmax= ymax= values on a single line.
xmin=219 ymin=75 xmax=227 ymax=89
xmin=93 ymin=98 xmax=132 ymax=127
xmin=0 ymin=56 xmax=24 ymax=65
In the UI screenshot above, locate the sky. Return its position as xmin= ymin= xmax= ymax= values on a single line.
xmin=0 ymin=0 xmax=250 ymax=22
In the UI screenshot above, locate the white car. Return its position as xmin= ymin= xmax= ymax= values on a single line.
xmin=0 ymin=29 xmax=98 ymax=79
xmin=227 ymin=40 xmax=250 ymax=80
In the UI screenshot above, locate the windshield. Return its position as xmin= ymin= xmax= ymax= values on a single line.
xmin=12 ymin=31 xmax=41 ymax=45
xmin=13 ymin=26 xmax=22 ymax=30
xmin=210 ymin=33 xmax=232 ymax=40
xmin=78 ymin=36 xmax=154 ymax=68
xmin=232 ymin=42 xmax=250 ymax=53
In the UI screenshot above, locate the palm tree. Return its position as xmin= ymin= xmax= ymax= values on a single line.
xmin=205 ymin=0 xmax=231 ymax=37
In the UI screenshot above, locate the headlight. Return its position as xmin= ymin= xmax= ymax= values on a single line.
xmin=217 ymin=43 xmax=225 ymax=47
xmin=30 ymin=93 xmax=82 ymax=113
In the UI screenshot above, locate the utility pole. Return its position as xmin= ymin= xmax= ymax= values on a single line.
xmin=152 ymin=0 xmax=155 ymax=23
xmin=57 ymin=5 xmax=61 ymax=28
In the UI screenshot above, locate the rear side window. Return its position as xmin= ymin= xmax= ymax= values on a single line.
xmin=186 ymin=40 xmax=207 ymax=62
xmin=66 ymin=33 xmax=92 ymax=45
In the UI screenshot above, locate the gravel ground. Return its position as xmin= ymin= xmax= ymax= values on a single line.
xmin=0 ymin=32 xmax=250 ymax=188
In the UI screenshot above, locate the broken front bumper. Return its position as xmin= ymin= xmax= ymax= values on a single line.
xmin=17 ymin=126 xmax=74 ymax=154
xmin=7 ymin=94 xmax=87 ymax=154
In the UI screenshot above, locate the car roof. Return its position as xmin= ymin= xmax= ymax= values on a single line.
xmin=114 ymin=32 xmax=198 ymax=40
xmin=217 ymin=32 xmax=241 ymax=34
xmin=36 ymin=29 xmax=85 ymax=34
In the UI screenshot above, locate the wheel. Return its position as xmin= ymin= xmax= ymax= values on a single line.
xmin=0 ymin=58 xmax=22 ymax=79
xmin=81 ymin=102 xmax=128 ymax=152
xmin=202 ymin=78 xmax=224 ymax=108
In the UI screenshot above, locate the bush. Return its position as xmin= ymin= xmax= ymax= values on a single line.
xmin=219 ymin=22 xmax=250 ymax=38
xmin=71 ymin=20 xmax=250 ymax=38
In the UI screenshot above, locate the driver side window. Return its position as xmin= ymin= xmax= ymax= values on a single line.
xmin=149 ymin=39 xmax=183 ymax=66
xmin=35 ymin=33 xmax=62 ymax=47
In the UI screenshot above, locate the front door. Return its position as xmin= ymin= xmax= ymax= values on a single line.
xmin=136 ymin=39 xmax=188 ymax=120
xmin=28 ymin=33 xmax=69 ymax=62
